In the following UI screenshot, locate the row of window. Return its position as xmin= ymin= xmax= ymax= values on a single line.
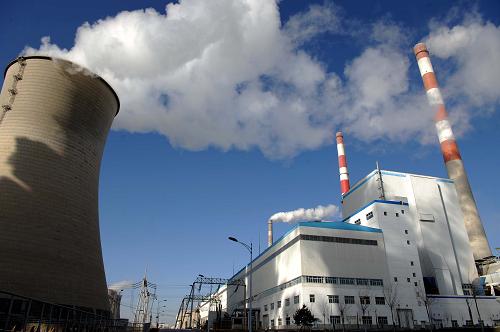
xmin=330 ymin=315 xmax=389 ymax=325
xmin=265 ymin=294 xmax=386 ymax=312
xmin=301 ymin=234 xmax=377 ymax=246
xmin=382 ymin=210 xmax=405 ymax=217
xmin=304 ymin=275 xmax=384 ymax=287
xmin=324 ymin=295 xmax=385 ymax=305
xmin=355 ymin=208 xmax=407 ymax=225
xmin=264 ymin=295 xmax=300 ymax=312
xmin=256 ymin=275 xmax=383 ymax=308
xmin=269 ymin=315 xmax=389 ymax=327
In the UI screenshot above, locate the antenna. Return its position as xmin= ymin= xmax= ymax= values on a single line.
xmin=376 ymin=161 xmax=386 ymax=200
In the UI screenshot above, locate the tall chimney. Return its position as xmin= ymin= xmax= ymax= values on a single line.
xmin=267 ymin=219 xmax=273 ymax=247
xmin=414 ymin=42 xmax=492 ymax=261
xmin=336 ymin=131 xmax=351 ymax=196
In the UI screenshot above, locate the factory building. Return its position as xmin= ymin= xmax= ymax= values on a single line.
xmin=0 ymin=56 xmax=119 ymax=313
xmin=201 ymin=169 xmax=499 ymax=329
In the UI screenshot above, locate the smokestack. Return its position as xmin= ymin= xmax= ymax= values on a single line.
xmin=267 ymin=219 xmax=273 ymax=247
xmin=336 ymin=131 xmax=350 ymax=196
xmin=414 ymin=42 xmax=492 ymax=261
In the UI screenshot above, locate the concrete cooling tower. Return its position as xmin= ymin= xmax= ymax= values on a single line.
xmin=0 ymin=56 xmax=119 ymax=313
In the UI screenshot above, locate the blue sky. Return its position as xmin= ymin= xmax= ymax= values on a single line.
xmin=1 ymin=0 xmax=500 ymax=324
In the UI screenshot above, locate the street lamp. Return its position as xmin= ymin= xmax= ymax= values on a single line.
xmin=228 ymin=236 xmax=253 ymax=332
xmin=156 ymin=299 xmax=167 ymax=328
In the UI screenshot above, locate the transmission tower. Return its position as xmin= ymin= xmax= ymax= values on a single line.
xmin=133 ymin=275 xmax=157 ymax=324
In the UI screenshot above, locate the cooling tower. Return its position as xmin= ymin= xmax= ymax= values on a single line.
xmin=0 ymin=56 xmax=119 ymax=312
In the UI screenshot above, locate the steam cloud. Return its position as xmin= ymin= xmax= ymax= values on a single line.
xmin=269 ymin=204 xmax=340 ymax=223
xmin=108 ymin=280 xmax=134 ymax=291
xmin=22 ymin=1 xmax=500 ymax=158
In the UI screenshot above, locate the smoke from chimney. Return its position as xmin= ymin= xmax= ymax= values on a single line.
xmin=269 ymin=204 xmax=340 ymax=223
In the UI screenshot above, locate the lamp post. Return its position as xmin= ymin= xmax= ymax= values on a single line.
xmin=228 ymin=236 xmax=253 ymax=332
xmin=156 ymin=299 xmax=167 ymax=328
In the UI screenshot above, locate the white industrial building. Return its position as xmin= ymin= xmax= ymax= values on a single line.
xmin=196 ymin=169 xmax=500 ymax=330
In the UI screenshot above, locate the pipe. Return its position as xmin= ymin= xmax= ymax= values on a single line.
xmin=336 ymin=131 xmax=351 ymax=196
xmin=414 ymin=42 xmax=492 ymax=261
xmin=267 ymin=219 xmax=273 ymax=247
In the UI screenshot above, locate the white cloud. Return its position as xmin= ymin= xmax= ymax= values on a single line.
xmin=425 ymin=19 xmax=500 ymax=107
xmin=23 ymin=1 xmax=500 ymax=158
xmin=283 ymin=2 xmax=343 ymax=46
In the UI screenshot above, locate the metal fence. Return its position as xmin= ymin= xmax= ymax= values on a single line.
xmin=0 ymin=291 xmax=128 ymax=332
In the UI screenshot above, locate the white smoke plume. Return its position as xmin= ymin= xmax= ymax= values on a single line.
xmin=21 ymin=1 xmax=500 ymax=158
xmin=108 ymin=280 xmax=135 ymax=291
xmin=269 ymin=204 xmax=340 ymax=223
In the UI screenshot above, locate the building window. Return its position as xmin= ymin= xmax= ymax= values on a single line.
xmin=278 ymin=318 xmax=282 ymax=326
xmin=360 ymin=296 xmax=370 ymax=305
xmin=325 ymin=277 xmax=337 ymax=284
xmin=362 ymin=316 xmax=373 ymax=325
xmin=370 ymin=279 xmax=383 ymax=286
xmin=383 ymin=211 xmax=387 ymax=216
xmin=414 ymin=282 xmax=418 ymax=286
xmin=394 ymin=277 xmax=398 ymax=282
xmin=270 ymin=303 xmax=274 ymax=310
xmin=271 ymin=319 xmax=275 ymax=327
xmin=294 ymin=295 xmax=300 ymax=304
xmin=301 ymin=234 xmax=377 ymax=245
xmin=285 ymin=298 xmax=290 ymax=306
xmin=407 ymin=240 xmax=410 ymax=245
xmin=451 ymin=320 xmax=458 ymax=328
xmin=412 ymin=273 xmax=416 ymax=277
xmin=401 ymin=210 xmax=405 ymax=214
xmin=264 ymin=305 xmax=268 ymax=312
xmin=356 ymin=278 xmax=370 ymax=286
xmin=330 ymin=316 xmax=341 ymax=324
xmin=375 ymin=297 xmax=385 ymax=305
xmin=410 ymin=261 xmax=414 ymax=266
xmin=407 ymin=278 xmax=410 ymax=282
xmin=378 ymin=317 xmax=388 ymax=325
xmin=277 ymin=300 xmax=281 ymax=308
xmin=396 ymin=213 xmax=399 ymax=217
xmin=305 ymin=276 xmax=323 ymax=283
xmin=340 ymin=277 xmax=355 ymax=285
xmin=309 ymin=294 xmax=315 ymax=303
xmin=328 ymin=295 xmax=339 ymax=304
xmin=344 ymin=296 xmax=355 ymax=304
xmin=366 ymin=212 xmax=373 ymax=220
xmin=354 ymin=219 xmax=361 ymax=225
xmin=466 ymin=320 xmax=473 ymax=326
xmin=286 ymin=317 xmax=290 ymax=326
xmin=405 ymin=230 xmax=408 ymax=234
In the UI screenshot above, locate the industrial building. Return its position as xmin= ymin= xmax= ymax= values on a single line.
xmin=190 ymin=42 xmax=500 ymax=330
xmin=0 ymin=56 xmax=119 ymax=314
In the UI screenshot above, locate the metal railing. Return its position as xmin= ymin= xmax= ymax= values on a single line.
xmin=0 ymin=291 xmax=128 ymax=332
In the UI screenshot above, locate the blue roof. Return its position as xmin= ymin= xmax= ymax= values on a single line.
xmin=298 ymin=221 xmax=382 ymax=233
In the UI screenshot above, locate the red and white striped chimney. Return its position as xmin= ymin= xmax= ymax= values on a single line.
xmin=336 ymin=131 xmax=350 ymax=196
xmin=414 ymin=42 xmax=492 ymax=261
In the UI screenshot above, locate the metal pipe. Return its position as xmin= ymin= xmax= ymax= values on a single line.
xmin=336 ymin=131 xmax=351 ymax=196
xmin=414 ymin=42 xmax=492 ymax=260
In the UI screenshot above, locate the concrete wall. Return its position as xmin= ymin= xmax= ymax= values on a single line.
xmin=0 ymin=57 xmax=118 ymax=311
